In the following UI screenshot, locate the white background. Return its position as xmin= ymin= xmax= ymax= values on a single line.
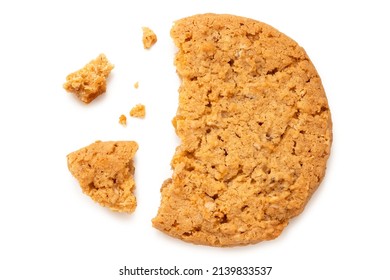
xmin=1 ymin=0 xmax=389 ymax=279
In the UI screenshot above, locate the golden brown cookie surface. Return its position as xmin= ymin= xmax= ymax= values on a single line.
xmin=152 ymin=14 xmax=332 ymax=246
xmin=67 ymin=141 xmax=138 ymax=213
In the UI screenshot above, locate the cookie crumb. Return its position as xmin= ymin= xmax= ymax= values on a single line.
xmin=142 ymin=27 xmax=157 ymax=49
xmin=119 ymin=114 xmax=127 ymax=126
xmin=134 ymin=81 xmax=139 ymax=89
xmin=67 ymin=141 xmax=138 ymax=213
xmin=130 ymin=104 xmax=145 ymax=118
xmin=63 ymin=54 xmax=114 ymax=104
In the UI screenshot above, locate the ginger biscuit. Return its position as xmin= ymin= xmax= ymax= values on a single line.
xmin=152 ymin=14 xmax=332 ymax=246
xmin=67 ymin=141 xmax=138 ymax=213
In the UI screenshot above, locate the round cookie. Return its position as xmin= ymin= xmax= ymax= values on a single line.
xmin=153 ymin=14 xmax=332 ymax=246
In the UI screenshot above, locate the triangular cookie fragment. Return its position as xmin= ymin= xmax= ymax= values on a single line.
xmin=67 ymin=141 xmax=138 ymax=213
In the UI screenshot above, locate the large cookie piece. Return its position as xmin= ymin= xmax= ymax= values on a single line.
xmin=152 ymin=14 xmax=332 ymax=246
xmin=67 ymin=141 xmax=138 ymax=213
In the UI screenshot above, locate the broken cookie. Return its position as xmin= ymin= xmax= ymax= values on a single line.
xmin=152 ymin=14 xmax=332 ymax=246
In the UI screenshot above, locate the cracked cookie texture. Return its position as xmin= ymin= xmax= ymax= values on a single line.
xmin=67 ymin=141 xmax=138 ymax=213
xmin=152 ymin=14 xmax=332 ymax=246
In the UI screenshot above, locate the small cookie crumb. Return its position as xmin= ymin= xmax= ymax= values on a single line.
xmin=63 ymin=54 xmax=114 ymax=104
xmin=119 ymin=114 xmax=127 ymax=126
xmin=134 ymin=81 xmax=139 ymax=89
xmin=142 ymin=27 xmax=157 ymax=49
xmin=130 ymin=104 xmax=145 ymax=118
